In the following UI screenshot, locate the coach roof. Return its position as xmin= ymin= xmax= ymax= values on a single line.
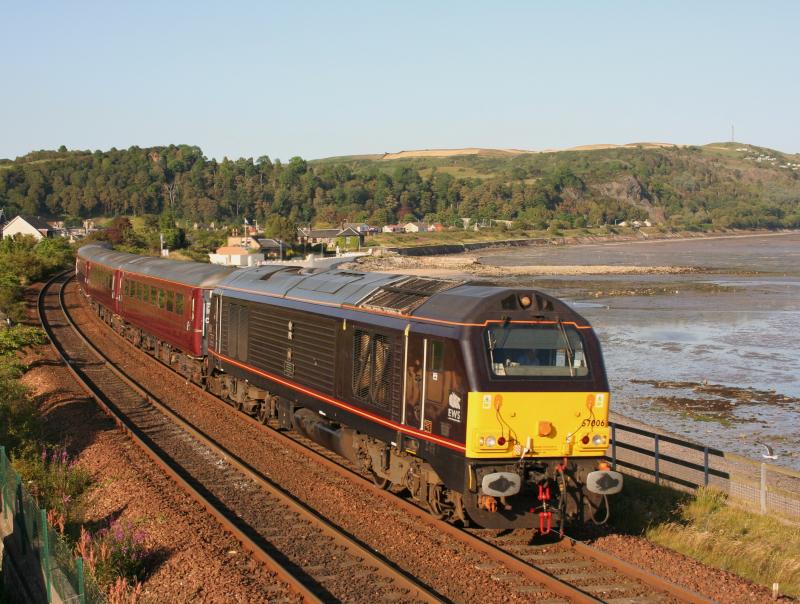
xmin=78 ymin=245 xmax=236 ymax=288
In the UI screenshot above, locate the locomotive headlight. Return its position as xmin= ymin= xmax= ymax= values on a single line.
xmin=485 ymin=435 xmax=497 ymax=448
xmin=592 ymin=434 xmax=605 ymax=446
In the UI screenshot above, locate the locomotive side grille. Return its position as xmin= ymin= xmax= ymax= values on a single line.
xmin=247 ymin=305 xmax=337 ymax=392
xmin=352 ymin=328 xmax=394 ymax=413
xmin=358 ymin=276 xmax=463 ymax=314
xmin=352 ymin=330 xmax=371 ymax=401
xmin=371 ymin=334 xmax=392 ymax=410
xmin=219 ymin=301 xmax=231 ymax=357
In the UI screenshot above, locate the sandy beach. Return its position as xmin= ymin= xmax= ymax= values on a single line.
xmin=354 ymin=252 xmax=699 ymax=279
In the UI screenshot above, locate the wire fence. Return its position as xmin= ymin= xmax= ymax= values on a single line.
xmin=0 ymin=445 xmax=100 ymax=604
xmin=608 ymin=422 xmax=800 ymax=522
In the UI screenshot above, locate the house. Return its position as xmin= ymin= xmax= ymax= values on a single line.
xmin=403 ymin=222 xmax=429 ymax=233
xmin=297 ymin=226 xmax=365 ymax=251
xmin=343 ymin=222 xmax=371 ymax=234
xmin=429 ymin=223 xmax=445 ymax=232
xmin=256 ymin=238 xmax=284 ymax=259
xmin=382 ymin=224 xmax=404 ymax=233
xmin=335 ymin=226 xmax=364 ymax=251
xmin=209 ymin=246 xmax=264 ymax=267
xmin=2 ymin=215 xmax=55 ymax=240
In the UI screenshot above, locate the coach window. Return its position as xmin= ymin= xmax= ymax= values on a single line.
xmin=124 ymin=281 xmax=129 ymax=297
xmin=166 ymin=291 xmax=174 ymax=313
xmin=149 ymin=286 xmax=157 ymax=306
xmin=176 ymin=293 xmax=184 ymax=315
xmin=158 ymin=289 xmax=165 ymax=309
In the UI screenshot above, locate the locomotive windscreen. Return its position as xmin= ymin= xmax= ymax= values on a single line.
xmin=486 ymin=323 xmax=589 ymax=377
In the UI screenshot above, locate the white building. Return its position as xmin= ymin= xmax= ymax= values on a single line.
xmin=209 ymin=246 xmax=264 ymax=267
xmin=2 ymin=215 xmax=54 ymax=240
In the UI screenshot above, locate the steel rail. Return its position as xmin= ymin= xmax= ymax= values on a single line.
xmin=37 ymin=272 xmax=324 ymax=604
xmin=68 ymin=274 xmax=716 ymax=603
xmin=561 ymin=537 xmax=717 ymax=604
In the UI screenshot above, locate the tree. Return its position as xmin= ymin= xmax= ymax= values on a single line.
xmin=264 ymin=215 xmax=297 ymax=244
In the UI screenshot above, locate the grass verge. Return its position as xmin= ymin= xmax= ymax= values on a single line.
xmin=612 ymin=477 xmax=800 ymax=597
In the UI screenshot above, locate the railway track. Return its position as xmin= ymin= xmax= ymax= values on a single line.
xmin=54 ymin=273 xmax=716 ymax=603
xmin=39 ymin=271 xmax=441 ymax=604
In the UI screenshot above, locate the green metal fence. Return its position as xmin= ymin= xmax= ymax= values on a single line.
xmin=1 ymin=445 xmax=101 ymax=604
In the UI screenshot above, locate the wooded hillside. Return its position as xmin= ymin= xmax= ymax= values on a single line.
xmin=1 ymin=142 xmax=798 ymax=230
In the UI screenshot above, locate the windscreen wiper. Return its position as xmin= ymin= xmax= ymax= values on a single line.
xmin=557 ymin=319 xmax=575 ymax=377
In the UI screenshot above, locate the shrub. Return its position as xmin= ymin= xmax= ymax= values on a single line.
xmin=78 ymin=520 xmax=148 ymax=587
xmin=14 ymin=446 xmax=92 ymax=527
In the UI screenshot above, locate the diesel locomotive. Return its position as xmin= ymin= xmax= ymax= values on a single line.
xmin=76 ymin=244 xmax=622 ymax=531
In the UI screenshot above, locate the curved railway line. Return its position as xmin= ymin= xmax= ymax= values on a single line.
xmin=39 ymin=271 xmax=441 ymax=604
xmin=42 ymin=271 xmax=716 ymax=603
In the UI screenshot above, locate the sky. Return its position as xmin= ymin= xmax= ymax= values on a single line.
xmin=2 ymin=1 xmax=799 ymax=161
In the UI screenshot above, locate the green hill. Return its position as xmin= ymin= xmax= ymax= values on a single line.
xmin=1 ymin=142 xmax=798 ymax=231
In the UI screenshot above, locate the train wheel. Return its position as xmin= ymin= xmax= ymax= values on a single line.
xmin=370 ymin=471 xmax=390 ymax=490
xmin=427 ymin=485 xmax=447 ymax=519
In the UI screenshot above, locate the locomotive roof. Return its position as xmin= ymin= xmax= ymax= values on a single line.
xmin=218 ymin=264 xmax=580 ymax=324
xmin=78 ymin=244 xmax=236 ymax=288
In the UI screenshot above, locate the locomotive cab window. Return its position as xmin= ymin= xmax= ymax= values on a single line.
xmin=486 ymin=323 xmax=589 ymax=378
xmin=429 ymin=340 xmax=444 ymax=372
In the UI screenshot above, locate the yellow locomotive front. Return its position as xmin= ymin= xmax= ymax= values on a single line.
xmin=459 ymin=314 xmax=622 ymax=531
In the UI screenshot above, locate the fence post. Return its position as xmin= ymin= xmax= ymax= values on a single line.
xmin=760 ymin=462 xmax=767 ymax=514
xmin=654 ymin=434 xmax=660 ymax=486
xmin=703 ymin=446 xmax=709 ymax=487
xmin=40 ymin=509 xmax=52 ymax=603
xmin=0 ymin=445 xmax=5 ymax=515
xmin=16 ymin=473 xmax=26 ymax=554
xmin=611 ymin=423 xmax=617 ymax=471
xmin=76 ymin=556 xmax=86 ymax=604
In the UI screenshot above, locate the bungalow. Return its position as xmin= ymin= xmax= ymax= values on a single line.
xmin=403 ymin=222 xmax=429 ymax=233
xmin=382 ymin=224 xmax=404 ymax=233
xmin=2 ymin=215 xmax=55 ymax=240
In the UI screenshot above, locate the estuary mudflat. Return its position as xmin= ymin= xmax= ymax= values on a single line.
xmin=479 ymin=232 xmax=800 ymax=469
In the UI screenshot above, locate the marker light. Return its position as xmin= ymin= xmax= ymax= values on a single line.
xmin=592 ymin=434 xmax=604 ymax=446
xmin=479 ymin=437 xmax=486 ymax=446
xmin=486 ymin=436 xmax=497 ymax=448
xmin=497 ymin=436 xmax=506 ymax=446
xmin=581 ymin=435 xmax=590 ymax=445
xmin=519 ymin=295 xmax=532 ymax=308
